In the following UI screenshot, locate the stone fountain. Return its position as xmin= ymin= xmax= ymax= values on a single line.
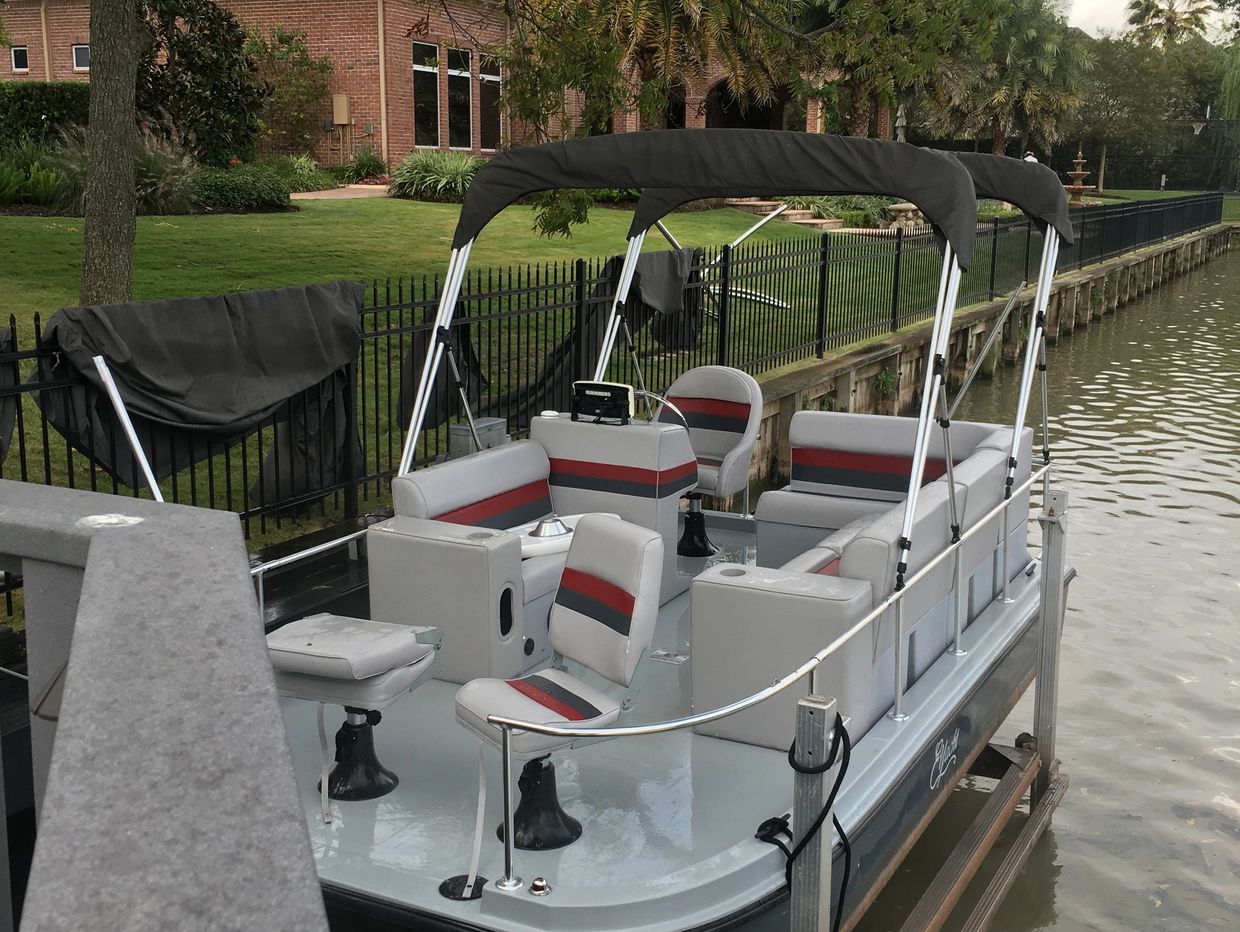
xmin=1064 ymin=148 xmax=1095 ymax=207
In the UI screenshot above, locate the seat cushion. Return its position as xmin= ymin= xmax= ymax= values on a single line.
xmin=455 ymin=668 xmax=621 ymax=756
xmin=267 ymin=614 xmax=434 ymax=680
xmin=274 ymin=651 xmax=436 ymax=710
xmin=522 ymin=553 xmax=567 ymax=603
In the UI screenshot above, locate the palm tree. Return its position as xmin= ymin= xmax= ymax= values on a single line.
xmin=1127 ymin=0 xmax=1214 ymax=46
xmin=923 ymin=0 xmax=1092 ymax=154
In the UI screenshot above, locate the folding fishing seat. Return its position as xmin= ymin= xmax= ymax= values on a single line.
xmin=654 ymin=365 xmax=763 ymax=556
xmin=449 ymin=514 xmax=662 ymax=890
xmin=267 ymin=613 xmax=439 ymax=822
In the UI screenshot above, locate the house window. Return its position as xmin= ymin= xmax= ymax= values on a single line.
xmin=479 ymin=57 xmax=502 ymax=151
xmin=72 ymin=44 xmax=90 ymax=72
xmin=412 ymin=41 xmax=439 ymax=147
xmin=11 ymin=46 xmax=29 ymax=73
xmin=446 ymin=49 xmax=472 ymax=149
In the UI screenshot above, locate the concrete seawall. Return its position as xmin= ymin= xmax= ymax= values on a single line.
xmin=745 ymin=224 xmax=1233 ymax=487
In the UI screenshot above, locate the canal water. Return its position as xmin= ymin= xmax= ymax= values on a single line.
xmin=861 ymin=251 xmax=1240 ymax=929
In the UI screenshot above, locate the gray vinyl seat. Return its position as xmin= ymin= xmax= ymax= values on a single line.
xmin=656 ymin=365 xmax=763 ymax=498
xmin=453 ymin=514 xmax=662 ymax=850
xmin=267 ymin=613 xmax=439 ymax=820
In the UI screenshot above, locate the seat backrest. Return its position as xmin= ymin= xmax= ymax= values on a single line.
xmin=390 ymin=440 xmax=552 ymax=529
xmin=838 ymin=482 xmax=954 ymax=656
xmin=788 ymin=411 xmax=993 ymax=502
xmin=656 ymin=365 xmax=763 ymax=497
xmin=549 ymin=515 xmax=663 ymax=687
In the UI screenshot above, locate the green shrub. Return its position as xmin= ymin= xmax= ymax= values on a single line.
xmin=0 ymin=82 xmax=91 ymax=138
xmin=49 ymin=126 xmax=198 ymax=216
xmin=781 ymin=194 xmax=894 ymax=227
xmin=257 ymin=154 xmax=337 ymax=192
xmin=593 ymin=187 xmax=640 ymax=204
xmin=0 ymin=165 xmax=23 ymax=206
xmin=246 ymin=28 xmax=333 ymax=157
xmin=388 ymin=150 xmax=482 ymax=202
xmin=191 ymin=165 xmax=291 ymax=212
xmin=339 ymin=145 xmax=387 ymax=183
xmin=21 ymin=165 xmax=62 ymax=206
xmin=0 ymin=134 xmax=53 ymax=174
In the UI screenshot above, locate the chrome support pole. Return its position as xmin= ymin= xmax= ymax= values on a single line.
xmin=1004 ymin=232 xmax=1058 ymax=497
xmin=1000 ymin=504 xmax=1013 ymax=604
xmin=894 ymin=250 xmax=962 ymax=590
xmin=593 ymin=233 xmax=647 ymax=382
xmin=654 ymin=220 xmax=682 ymax=250
xmin=1038 ymin=335 xmax=1052 ymax=500
xmin=947 ymin=281 xmax=1025 ymax=420
xmin=1032 ymin=486 xmax=1068 ymax=807
xmin=950 ymin=545 xmax=967 ymax=656
xmin=255 ymin=568 xmax=266 ymax=620
xmin=92 ymin=355 xmax=164 ymax=502
xmin=399 ymin=241 xmax=475 ymax=476
xmin=495 ymin=725 xmax=522 ymax=891
xmin=790 ymin=694 xmax=837 ymax=932
xmin=889 ymin=602 xmax=909 ymax=722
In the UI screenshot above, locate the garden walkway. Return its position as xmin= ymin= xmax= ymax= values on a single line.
xmin=290 ymin=184 xmax=388 ymax=201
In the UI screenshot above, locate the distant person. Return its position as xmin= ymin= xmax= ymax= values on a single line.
xmin=1023 ymin=151 xmax=1038 ymax=163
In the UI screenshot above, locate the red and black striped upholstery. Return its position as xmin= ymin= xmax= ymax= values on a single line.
xmin=391 ymin=440 xmax=555 ymax=529
xmin=554 ymin=567 xmax=636 ymax=636
xmin=656 ymin=366 xmax=762 ymax=497
xmin=433 ymin=478 xmax=553 ymax=529
xmin=454 ymin=515 xmax=663 ymax=757
xmin=547 ymin=458 xmax=697 ymax=500
xmin=790 ymin=448 xmax=948 ymax=498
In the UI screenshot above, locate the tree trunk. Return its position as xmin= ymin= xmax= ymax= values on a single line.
xmin=847 ymin=88 xmax=871 ymax=137
xmin=79 ymin=0 xmax=142 ymax=306
xmin=990 ymin=118 xmax=1006 ymax=155
xmin=1097 ymin=141 xmax=1108 ymax=192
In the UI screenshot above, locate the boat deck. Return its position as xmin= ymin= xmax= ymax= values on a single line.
xmin=279 ymin=521 xmax=1045 ymax=931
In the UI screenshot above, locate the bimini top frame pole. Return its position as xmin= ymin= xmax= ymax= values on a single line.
xmin=396 ymin=131 xmax=980 ymax=473
xmin=943 ymin=153 xmax=1074 ymax=506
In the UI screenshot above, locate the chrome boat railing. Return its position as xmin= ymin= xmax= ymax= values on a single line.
xmin=485 ymin=464 xmax=1053 ymax=890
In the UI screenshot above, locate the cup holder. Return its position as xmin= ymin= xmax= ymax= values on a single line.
xmin=468 ymin=531 xmax=493 ymax=540
xmin=719 ymin=568 xmax=746 ymax=577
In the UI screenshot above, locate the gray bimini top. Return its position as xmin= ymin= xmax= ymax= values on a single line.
xmin=453 ymin=129 xmax=980 ymax=268
xmin=947 ymin=151 xmax=1075 ymax=245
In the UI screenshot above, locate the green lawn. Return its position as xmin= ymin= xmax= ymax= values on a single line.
xmin=1101 ymin=188 xmax=1240 ymax=220
xmin=0 ymin=199 xmax=807 ymax=338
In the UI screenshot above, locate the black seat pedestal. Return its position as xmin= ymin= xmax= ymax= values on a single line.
xmin=325 ymin=707 xmax=399 ymax=801
xmin=496 ymin=756 xmax=581 ymax=850
xmin=678 ymin=493 xmax=717 ymax=557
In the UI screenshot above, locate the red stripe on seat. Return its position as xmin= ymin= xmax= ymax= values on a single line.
xmin=666 ymin=396 xmax=751 ymax=419
xmin=791 ymin=447 xmax=948 ymax=479
xmin=815 ymin=557 xmax=841 ymax=576
xmin=507 ymin=679 xmax=589 ymax=721
xmin=559 ymin=566 xmax=635 ymax=617
xmin=435 ymin=479 xmax=549 ymax=525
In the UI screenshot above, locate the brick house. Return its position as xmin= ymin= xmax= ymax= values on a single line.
xmin=1 ymin=0 xmax=819 ymax=164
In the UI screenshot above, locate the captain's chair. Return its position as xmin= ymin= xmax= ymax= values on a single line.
xmin=656 ymin=365 xmax=763 ymax=556
xmin=452 ymin=515 xmax=662 ymax=878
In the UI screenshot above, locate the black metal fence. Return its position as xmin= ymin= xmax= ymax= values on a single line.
xmin=0 ymin=192 xmax=1224 ymax=563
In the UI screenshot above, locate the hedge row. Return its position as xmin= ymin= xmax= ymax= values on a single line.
xmin=0 ymin=82 xmax=91 ymax=138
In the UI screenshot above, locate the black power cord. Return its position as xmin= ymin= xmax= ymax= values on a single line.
xmin=755 ymin=712 xmax=853 ymax=932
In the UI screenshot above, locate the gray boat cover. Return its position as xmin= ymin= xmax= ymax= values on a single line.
xmin=948 ymin=152 xmax=1075 ymax=244
xmin=454 ymin=130 xmax=978 ymax=268
xmin=34 ymin=281 xmax=363 ymax=497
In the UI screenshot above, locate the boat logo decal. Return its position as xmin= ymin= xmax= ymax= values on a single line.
xmin=929 ymin=727 xmax=960 ymax=790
